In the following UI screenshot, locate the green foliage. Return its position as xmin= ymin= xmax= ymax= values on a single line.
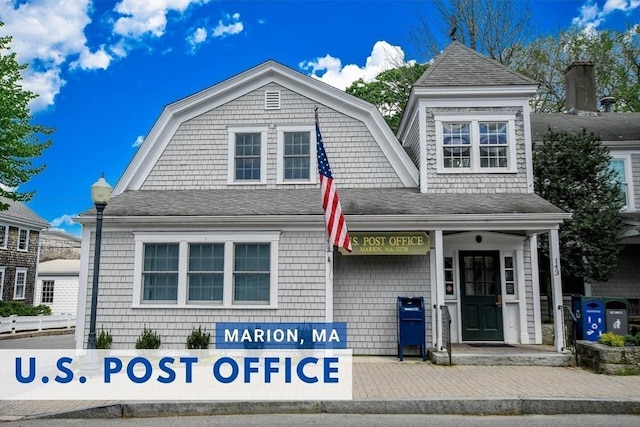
xmin=0 ymin=22 xmax=53 ymax=210
xmin=533 ymin=130 xmax=624 ymax=283
xmin=346 ymin=63 xmax=428 ymax=133
xmin=598 ymin=332 xmax=625 ymax=347
xmin=623 ymin=333 xmax=640 ymax=346
xmin=186 ymin=325 xmax=211 ymax=349
xmin=135 ymin=326 xmax=161 ymax=349
xmin=0 ymin=301 xmax=51 ymax=317
xmin=96 ymin=328 xmax=113 ymax=350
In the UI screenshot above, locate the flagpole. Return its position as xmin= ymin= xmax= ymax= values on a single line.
xmin=317 ymin=107 xmax=334 ymax=322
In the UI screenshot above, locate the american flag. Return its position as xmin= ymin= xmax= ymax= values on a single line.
xmin=316 ymin=116 xmax=352 ymax=252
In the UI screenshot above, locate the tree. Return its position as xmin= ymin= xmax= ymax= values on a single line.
xmin=513 ymin=27 xmax=640 ymax=112
xmin=0 ymin=22 xmax=53 ymax=210
xmin=533 ymin=130 xmax=624 ymax=286
xmin=409 ymin=0 xmax=532 ymax=67
xmin=346 ymin=63 xmax=428 ymax=134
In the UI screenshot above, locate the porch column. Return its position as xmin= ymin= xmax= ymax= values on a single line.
xmin=549 ymin=229 xmax=566 ymax=352
xmin=430 ymin=230 xmax=445 ymax=351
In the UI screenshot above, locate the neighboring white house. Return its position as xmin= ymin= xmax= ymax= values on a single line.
xmin=35 ymin=259 xmax=80 ymax=316
xmin=75 ymin=42 xmax=569 ymax=355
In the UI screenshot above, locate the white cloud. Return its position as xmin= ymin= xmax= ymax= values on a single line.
xmin=572 ymin=0 xmax=640 ymax=30
xmin=70 ymin=46 xmax=112 ymax=70
xmin=187 ymin=27 xmax=207 ymax=51
xmin=133 ymin=135 xmax=145 ymax=148
xmin=50 ymin=214 xmax=77 ymax=228
xmin=113 ymin=0 xmax=210 ymax=38
xmin=212 ymin=12 xmax=243 ymax=37
xmin=21 ymin=68 xmax=65 ymax=112
xmin=300 ymin=41 xmax=414 ymax=90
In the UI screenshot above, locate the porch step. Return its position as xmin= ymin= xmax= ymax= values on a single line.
xmin=428 ymin=347 xmax=575 ymax=366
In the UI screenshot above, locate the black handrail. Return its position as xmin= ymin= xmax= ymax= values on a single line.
xmin=440 ymin=305 xmax=452 ymax=365
xmin=563 ymin=305 xmax=578 ymax=365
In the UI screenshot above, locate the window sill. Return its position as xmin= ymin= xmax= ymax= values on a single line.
xmin=132 ymin=303 xmax=277 ymax=310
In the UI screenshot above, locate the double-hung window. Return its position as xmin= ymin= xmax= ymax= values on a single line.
xmin=436 ymin=114 xmax=516 ymax=173
xmin=42 ymin=280 xmax=55 ymax=303
xmin=228 ymin=127 xmax=268 ymax=184
xmin=609 ymin=156 xmax=634 ymax=210
xmin=276 ymin=126 xmax=315 ymax=183
xmin=0 ymin=225 xmax=7 ymax=249
xmin=134 ymin=233 xmax=279 ymax=308
xmin=14 ymin=268 xmax=27 ymax=300
xmin=17 ymin=228 xmax=29 ymax=251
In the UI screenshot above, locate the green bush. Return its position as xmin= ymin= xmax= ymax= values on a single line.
xmin=186 ymin=326 xmax=211 ymax=349
xmin=623 ymin=333 xmax=640 ymax=346
xmin=598 ymin=332 xmax=625 ymax=347
xmin=0 ymin=301 xmax=51 ymax=317
xmin=96 ymin=328 xmax=113 ymax=349
xmin=135 ymin=326 xmax=161 ymax=349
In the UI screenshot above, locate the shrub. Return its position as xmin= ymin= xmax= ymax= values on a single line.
xmin=598 ymin=332 xmax=625 ymax=347
xmin=135 ymin=326 xmax=161 ymax=349
xmin=96 ymin=328 xmax=113 ymax=349
xmin=0 ymin=301 xmax=52 ymax=317
xmin=186 ymin=326 xmax=211 ymax=349
xmin=623 ymin=333 xmax=640 ymax=346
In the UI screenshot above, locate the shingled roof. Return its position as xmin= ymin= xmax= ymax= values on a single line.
xmin=81 ymin=188 xmax=565 ymax=218
xmin=0 ymin=197 xmax=49 ymax=229
xmin=414 ymin=41 xmax=538 ymax=87
xmin=531 ymin=113 xmax=640 ymax=144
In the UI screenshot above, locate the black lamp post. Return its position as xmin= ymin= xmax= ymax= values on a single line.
xmin=87 ymin=175 xmax=112 ymax=350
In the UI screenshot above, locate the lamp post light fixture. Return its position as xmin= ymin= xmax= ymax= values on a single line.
xmin=87 ymin=175 xmax=112 ymax=350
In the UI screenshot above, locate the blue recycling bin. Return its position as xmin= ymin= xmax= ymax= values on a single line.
xmin=572 ymin=296 xmax=605 ymax=341
xmin=397 ymin=296 xmax=426 ymax=361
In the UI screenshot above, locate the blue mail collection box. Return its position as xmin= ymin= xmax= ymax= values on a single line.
xmin=397 ymin=296 xmax=426 ymax=361
xmin=572 ymin=296 xmax=605 ymax=341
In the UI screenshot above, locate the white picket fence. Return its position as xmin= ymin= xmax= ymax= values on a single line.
xmin=0 ymin=314 xmax=75 ymax=334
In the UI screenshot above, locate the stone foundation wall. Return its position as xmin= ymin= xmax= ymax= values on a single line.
xmin=576 ymin=341 xmax=640 ymax=374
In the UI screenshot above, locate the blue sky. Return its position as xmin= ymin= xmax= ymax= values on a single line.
xmin=0 ymin=0 xmax=639 ymax=236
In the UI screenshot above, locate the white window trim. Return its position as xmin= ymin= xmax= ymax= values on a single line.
xmin=435 ymin=113 xmax=517 ymax=174
xmin=610 ymin=154 xmax=635 ymax=211
xmin=227 ymin=126 xmax=268 ymax=185
xmin=132 ymin=232 xmax=280 ymax=309
xmin=0 ymin=267 xmax=5 ymax=300
xmin=276 ymin=125 xmax=317 ymax=184
xmin=14 ymin=267 xmax=27 ymax=300
xmin=0 ymin=224 xmax=7 ymax=250
xmin=17 ymin=228 xmax=29 ymax=252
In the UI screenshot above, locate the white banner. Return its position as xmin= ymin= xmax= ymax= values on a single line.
xmin=0 ymin=349 xmax=352 ymax=401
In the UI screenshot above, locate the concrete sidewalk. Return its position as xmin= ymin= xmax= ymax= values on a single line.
xmin=1 ymin=356 xmax=639 ymax=420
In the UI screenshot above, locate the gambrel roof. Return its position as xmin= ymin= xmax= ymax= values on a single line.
xmin=113 ymin=60 xmax=419 ymax=195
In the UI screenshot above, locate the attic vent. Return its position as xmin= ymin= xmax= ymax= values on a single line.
xmin=265 ymin=91 xmax=281 ymax=110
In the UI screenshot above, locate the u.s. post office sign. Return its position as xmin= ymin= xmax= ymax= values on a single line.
xmin=339 ymin=232 xmax=429 ymax=255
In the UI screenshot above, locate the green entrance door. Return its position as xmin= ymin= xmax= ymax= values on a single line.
xmin=460 ymin=251 xmax=504 ymax=341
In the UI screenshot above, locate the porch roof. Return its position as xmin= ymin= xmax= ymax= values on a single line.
xmin=79 ymin=188 xmax=566 ymax=218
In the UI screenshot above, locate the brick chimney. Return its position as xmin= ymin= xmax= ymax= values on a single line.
xmin=564 ymin=62 xmax=597 ymax=113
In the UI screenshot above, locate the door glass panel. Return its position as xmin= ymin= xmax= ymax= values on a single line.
xmin=463 ymin=255 xmax=496 ymax=296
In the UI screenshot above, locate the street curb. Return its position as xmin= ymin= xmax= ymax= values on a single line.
xmin=34 ymin=398 xmax=640 ymax=419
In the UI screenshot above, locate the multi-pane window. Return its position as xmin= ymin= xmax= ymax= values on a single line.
xmin=233 ymin=243 xmax=270 ymax=303
xmin=188 ymin=243 xmax=224 ymax=302
xmin=42 ymin=280 xmax=55 ymax=303
xmin=235 ymin=133 xmax=262 ymax=181
xmin=609 ymin=158 xmax=629 ymax=208
xmin=283 ymin=132 xmax=311 ymax=180
xmin=479 ymin=122 xmax=508 ymax=168
xmin=18 ymin=229 xmax=29 ymax=251
xmin=135 ymin=234 xmax=278 ymax=307
xmin=0 ymin=224 xmax=7 ymax=249
xmin=444 ymin=256 xmax=455 ymax=296
xmin=142 ymin=243 xmax=179 ymax=302
xmin=14 ymin=268 xmax=27 ymax=299
xmin=504 ymin=256 xmax=515 ymax=296
xmin=437 ymin=115 xmax=515 ymax=173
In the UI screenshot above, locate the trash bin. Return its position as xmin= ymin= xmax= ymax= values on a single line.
xmin=571 ymin=296 xmax=605 ymax=341
xmin=397 ymin=296 xmax=426 ymax=361
xmin=604 ymin=297 xmax=629 ymax=336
